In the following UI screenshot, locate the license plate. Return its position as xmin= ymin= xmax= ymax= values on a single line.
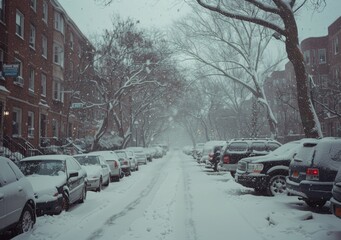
xmin=335 ymin=207 xmax=341 ymax=218
xmin=292 ymin=171 xmax=299 ymax=178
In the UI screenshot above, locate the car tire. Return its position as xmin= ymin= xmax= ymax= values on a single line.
xmin=304 ymin=199 xmax=327 ymax=208
xmin=79 ymin=185 xmax=87 ymax=203
xmin=266 ymin=175 xmax=287 ymax=196
xmin=96 ymin=178 xmax=102 ymax=192
xmin=62 ymin=192 xmax=70 ymax=211
xmin=15 ymin=204 xmax=35 ymax=234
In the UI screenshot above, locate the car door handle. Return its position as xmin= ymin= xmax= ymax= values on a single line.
xmin=0 ymin=193 xmax=4 ymax=200
xmin=18 ymin=186 xmax=23 ymax=192
xmin=336 ymin=182 xmax=341 ymax=187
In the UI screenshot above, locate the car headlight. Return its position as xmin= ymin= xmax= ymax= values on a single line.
xmin=247 ymin=163 xmax=264 ymax=173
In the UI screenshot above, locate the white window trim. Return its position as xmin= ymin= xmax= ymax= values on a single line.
xmin=304 ymin=50 xmax=310 ymax=65
xmin=42 ymin=1 xmax=48 ymax=24
xmin=29 ymin=67 xmax=34 ymax=92
xmin=318 ymin=48 xmax=326 ymax=64
xmin=14 ymin=58 xmax=24 ymax=87
xmin=52 ymin=79 xmax=64 ymax=102
xmin=30 ymin=0 xmax=36 ymax=12
xmin=334 ymin=37 xmax=339 ymax=55
xmin=12 ymin=107 xmax=22 ymax=137
xmin=52 ymin=119 xmax=59 ymax=138
xmin=41 ymin=74 xmax=47 ymax=97
xmin=42 ymin=35 xmax=47 ymax=58
xmin=53 ymin=43 xmax=64 ymax=67
xmin=16 ymin=10 xmax=24 ymax=38
xmin=28 ymin=111 xmax=35 ymax=138
xmin=29 ymin=24 xmax=36 ymax=49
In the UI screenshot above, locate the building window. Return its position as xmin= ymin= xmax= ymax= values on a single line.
xmin=53 ymin=79 xmax=64 ymax=102
xmin=0 ymin=48 xmax=3 ymax=75
xmin=0 ymin=0 xmax=5 ymax=22
xmin=42 ymin=35 xmax=47 ymax=58
xmin=318 ymin=49 xmax=326 ymax=64
xmin=41 ymin=74 xmax=47 ymax=96
xmin=14 ymin=58 xmax=24 ymax=86
xmin=29 ymin=24 xmax=36 ymax=49
xmin=52 ymin=119 xmax=58 ymax=138
xmin=16 ymin=10 xmax=24 ymax=38
xmin=42 ymin=0 xmax=48 ymax=23
xmin=12 ymin=108 xmax=22 ymax=137
xmin=30 ymin=0 xmax=36 ymax=11
xmin=70 ymin=32 xmax=74 ymax=50
xmin=53 ymin=43 xmax=64 ymax=67
xmin=28 ymin=111 xmax=34 ymax=138
xmin=69 ymin=61 xmax=74 ymax=79
xmin=334 ymin=37 xmax=339 ymax=55
xmin=29 ymin=67 xmax=34 ymax=92
xmin=54 ymin=11 xmax=64 ymax=34
xmin=304 ymin=50 xmax=310 ymax=65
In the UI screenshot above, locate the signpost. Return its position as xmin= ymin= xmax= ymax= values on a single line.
xmin=2 ymin=63 xmax=20 ymax=77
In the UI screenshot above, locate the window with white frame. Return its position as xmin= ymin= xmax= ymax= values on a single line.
xmin=16 ymin=10 xmax=24 ymax=38
xmin=14 ymin=58 xmax=23 ymax=86
xmin=42 ymin=0 xmax=48 ymax=23
xmin=28 ymin=111 xmax=34 ymax=138
xmin=42 ymin=35 xmax=47 ymax=58
xmin=0 ymin=0 xmax=5 ymax=22
xmin=29 ymin=24 xmax=36 ymax=49
xmin=41 ymin=73 xmax=47 ymax=96
xmin=12 ymin=107 xmax=22 ymax=136
xmin=52 ymin=119 xmax=58 ymax=138
xmin=53 ymin=43 xmax=64 ymax=67
xmin=318 ymin=49 xmax=326 ymax=64
xmin=304 ymin=50 xmax=310 ymax=65
xmin=53 ymin=79 xmax=64 ymax=102
xmin=54 ymin=11 xmax=64 ymax=34
xmin=70 ymin=32 xmax=74 ymax=50
xmin=29 ymin=67 xmax=34 ymax=92
xmin=334 ymin=37 xmax=339 ymax=55
xmin=30 ymin=0 xmax=36 ymax=11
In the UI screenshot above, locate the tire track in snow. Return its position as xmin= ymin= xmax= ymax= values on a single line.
xmin=87 ymin=153 xmax=172 ymax=240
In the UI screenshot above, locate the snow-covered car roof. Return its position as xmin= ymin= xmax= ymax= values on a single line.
xmin=21 ymin=154 xmax=73 ymax=162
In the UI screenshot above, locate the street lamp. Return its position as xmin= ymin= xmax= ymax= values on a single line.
xmin=134 ymin=120 xmax=138 ymax=147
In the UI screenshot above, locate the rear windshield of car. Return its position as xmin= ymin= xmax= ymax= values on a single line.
xmin=228 ymin=142 xmax=248 ymax=151
xmin=267 ymin=142 xmax=281 ymax=151
xmin=295 ymin=144 xmax=316 ymax=164
xmin=316 ymin=141 xmax=341 ymax=163
xmin=251 ymin=142 xmax=266 ymax=151
xmin=74 ymin=155 xmax=100 ymax=165
xmin=115 ymin=151 xmax=126 ymax=158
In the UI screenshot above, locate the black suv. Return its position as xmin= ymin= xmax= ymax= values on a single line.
xmin=287 ymin=137 xmax=341 ymax=208
xmin=220 ymin=138 xmax=281 ymax=177
xmin=331 ymin=165 xmax=341 ymax=218
xmin=235 ymin=139 xmax=311 ymax=196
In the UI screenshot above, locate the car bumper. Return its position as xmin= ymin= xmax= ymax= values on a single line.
xmin=286 ymin=177 xmax=333 ymax=200
xmin=222 ymin=163 xmax=237 ymax=172
xmin=235 ymin=173 xmax=267 ymax=189
xmin=330 ymin=197 xmax=341 ymax=218
xmin=86 ymin=178 xmax=100 ymax=190
xmin=36 ymin=196 xmax=63 ymax=216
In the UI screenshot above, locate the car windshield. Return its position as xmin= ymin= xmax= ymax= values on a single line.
xmin=228 ymin=142 xmax=248 ymax=151
xmin=20 ymin=160 xmax=65 ymax=176
xmin=115 ymin=151 xmax=126 ymax=158
xmin=74 ymin=155 xmax=100 ymax=165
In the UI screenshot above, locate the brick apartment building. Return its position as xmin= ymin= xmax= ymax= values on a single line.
xmin=264 ymin=16 xmax=341 ymax=140
xmin=0 ymin=0 xmax=96 ymax=156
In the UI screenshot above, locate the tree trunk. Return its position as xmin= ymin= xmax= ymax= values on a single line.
xmin=284 ymin=20 xmax=321 ymax=138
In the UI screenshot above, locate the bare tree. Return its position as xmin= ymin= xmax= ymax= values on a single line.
xmin=173 ymin=5 xmax=284 ymax=138
xmin=195 ymin=0 xmax=326 ymax=138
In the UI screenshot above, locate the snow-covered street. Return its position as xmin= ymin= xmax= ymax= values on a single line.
xmin=14 ymin=150 xmax=341 ymax=240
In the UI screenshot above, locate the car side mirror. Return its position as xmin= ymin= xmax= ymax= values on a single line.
xmin=68 ymin=171 xmax=79 ymax=178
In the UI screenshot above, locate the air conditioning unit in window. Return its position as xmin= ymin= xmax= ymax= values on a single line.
xmin=14 ymin=76 xmax=24 ymax=86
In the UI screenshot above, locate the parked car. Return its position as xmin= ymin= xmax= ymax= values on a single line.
xmin=125 ymin=150 xmax=139 ymax=171
xmin=0 ymin=157 xmax=36 ymax=236
xmin=19 ymin=155 xmax=87 ymax=216
xmin=91 ymin=151 xmax=123 ymax=182
xmin=220 ymin=138 xmax=281 ymax=177
xmin=192 ymin=142 xmax=205 ymax=162
xmin=235 ymin=139 xmax=312 ymax=196
xmin=199 ymin=140 xmax=226 ymax=166
xmin=286 ymin=137 xmax=341 ymax=208
xmin=73 ymin=154 xmax=110 ymax=192
xmin=114 ymin=150 xmax=132 ymax=176
xmin=125 ymin=147 xmax=148 ymax=165
xmin=331 ymin=165 xmax=341 ymax=218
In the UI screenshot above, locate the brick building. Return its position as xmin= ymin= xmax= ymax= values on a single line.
xmin=264 ymin=16 xmax=341 ymax=139
xmin=0 ymin=0 xmax=95 ymax=156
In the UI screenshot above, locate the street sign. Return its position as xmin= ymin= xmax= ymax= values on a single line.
xmin=71 ymin=103 xmax=84 ymax=109
xmin=3 ymin=63 xmax=20 ymax=77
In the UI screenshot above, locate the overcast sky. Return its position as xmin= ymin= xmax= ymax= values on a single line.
xmin=58 ymin=0 xmax=341 ymax=41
